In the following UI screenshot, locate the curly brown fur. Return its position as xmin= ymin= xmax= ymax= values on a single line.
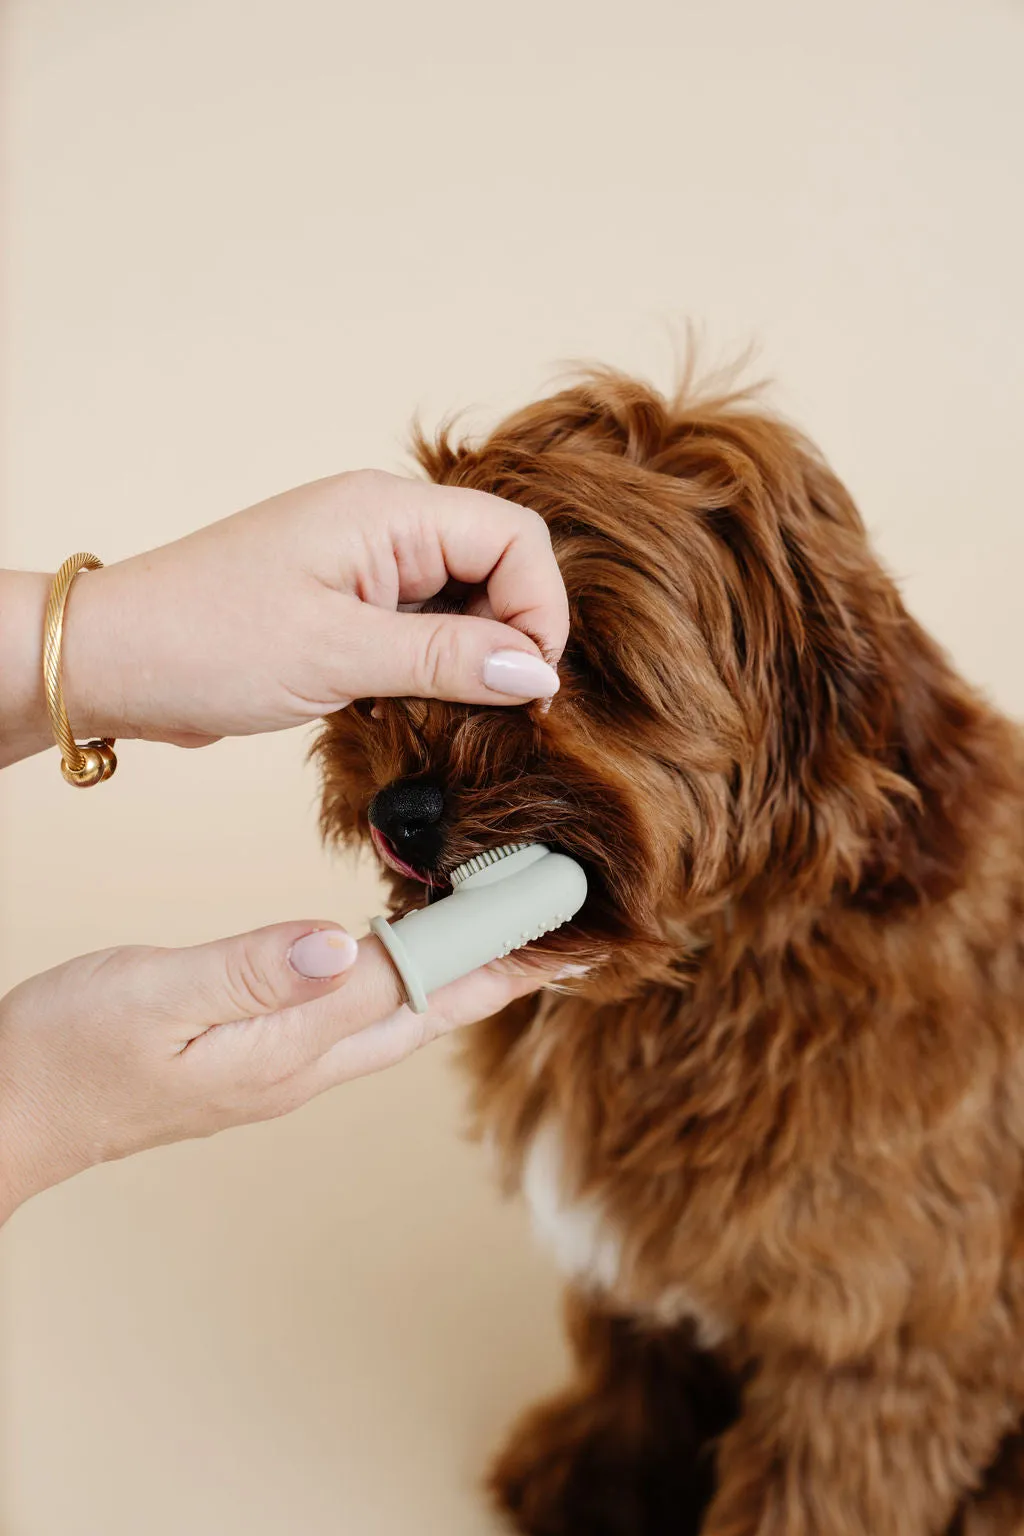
xmin=316 ymin=366 xmax=1024 ymax=1535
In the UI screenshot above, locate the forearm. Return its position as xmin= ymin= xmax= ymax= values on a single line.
xmin=0 ymin=570 xmax=59 ymax=767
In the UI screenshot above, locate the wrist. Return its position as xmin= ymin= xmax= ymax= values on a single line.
xmin=0 ymin=566 xmax=130 ymax=770
xmin=0 ymin=1020 xmax=96 ymax=1223
xmin=0 ymin=1108 xmax=85 ymax=1227
xmin=0 ymin=570 xmax=61 ymax=767
xmin=0 ymin=1077 xmax=55 ymax=1224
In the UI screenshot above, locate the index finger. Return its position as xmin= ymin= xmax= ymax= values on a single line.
xmin=305 ymin=953 xmax=549 ymax=1088
xmin=403 ymin=484 xmax=570 ymax=665
xmin=280 ymin=931 xmax=549 ymax=1070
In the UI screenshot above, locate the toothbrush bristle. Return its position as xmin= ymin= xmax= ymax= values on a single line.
xmin=449 ymin=842 xmax=534 ymax=888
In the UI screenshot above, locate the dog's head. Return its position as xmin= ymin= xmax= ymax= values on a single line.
xmin=317 ymin=369 xmax=991 ymax=993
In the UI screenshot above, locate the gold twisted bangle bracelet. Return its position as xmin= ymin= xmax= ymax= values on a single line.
xmin=42 ymin=553 xmax=117 ymax=787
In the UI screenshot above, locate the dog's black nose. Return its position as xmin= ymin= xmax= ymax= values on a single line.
xmin=368 ymin=779 xmax=445 ymax=872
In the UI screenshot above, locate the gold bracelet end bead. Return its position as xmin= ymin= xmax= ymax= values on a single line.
xmin=59 ymin=739 xmax=117 ymax=787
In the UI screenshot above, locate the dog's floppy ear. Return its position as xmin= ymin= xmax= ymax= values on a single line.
xmin=842 ymin=606 xmax=1004 ymax=910
xmin=673 ymin=405 xmax=1003 ymax=911
xmin=588 ymin=384 xmax=1004 ymax=911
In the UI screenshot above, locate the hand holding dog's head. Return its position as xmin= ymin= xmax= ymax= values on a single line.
xmin=318 ymin=368 xmax=997 ymax=995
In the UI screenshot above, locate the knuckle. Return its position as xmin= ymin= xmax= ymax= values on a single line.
xmin=85 ymin=943 xmax=152 ymax=984
xmin=259 ymin=1036 xmax=312 ymax=1089
xmin=505 ymin=496 xmax=550 ymax=543
xmin=232 ymin=1043 xmax=311 ymax=1116
xmin=415 ymin=619 xmax=460 ymax=697
xmin=222 ymin=945 xmax=283 ymax=1018
xmin=526 ymin=505 xmax=553 ymax=544
xmin=410 ymin=1011 xmax=443 ymax=1053
xmin=341 ymin=466 xmax=393 ymax=504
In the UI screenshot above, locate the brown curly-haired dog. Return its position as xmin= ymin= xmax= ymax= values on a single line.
xmin=316 ymin=368 xmax=1024 ymax=1536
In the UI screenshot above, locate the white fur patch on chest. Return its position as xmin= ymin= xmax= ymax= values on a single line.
xmin=520 ymin=1120 xmax=623 ymax=1292
xmin=518 ymin=1117 xmax=730 ymax=1347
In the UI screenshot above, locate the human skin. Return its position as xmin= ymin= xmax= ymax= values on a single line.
xmin=0 ymin=468 xmax=569 ymax=1223
xmin=0 ymin=467 xmax=566 ymax=766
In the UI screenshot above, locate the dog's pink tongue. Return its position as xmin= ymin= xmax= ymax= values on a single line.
xmin=371 ymin=826 xmax=430 ymax=884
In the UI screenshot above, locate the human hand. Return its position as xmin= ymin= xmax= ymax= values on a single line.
xmin=0 ymin=921 xmax=547 ymax=1222
xmin=54 ymin=470 xmax=567 ymax=749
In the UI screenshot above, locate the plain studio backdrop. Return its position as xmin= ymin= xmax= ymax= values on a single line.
xmin=1 ymin=1 xmax=1022 ymax=1531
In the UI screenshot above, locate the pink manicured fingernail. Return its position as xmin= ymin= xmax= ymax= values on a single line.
xmin=288 ymin=929 xmax=359 ymax=979
xmin=483 ymin=650 xmax=560 ymax=699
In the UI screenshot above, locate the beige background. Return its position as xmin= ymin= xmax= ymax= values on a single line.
xmin=2 ymin=0 xmax=1023 ymax=1532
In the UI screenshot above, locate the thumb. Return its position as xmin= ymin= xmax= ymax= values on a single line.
xmin=345 ymin=607 xmax=561 ymax=705
xmin=138 ymin=922 xmax=360 ymax=1041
